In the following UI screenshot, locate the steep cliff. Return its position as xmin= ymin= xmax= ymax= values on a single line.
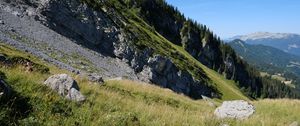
xmin=0 ymin=0 xmax=216 ymax=99
xmin=127 ymin=0 xmax=299 ymax=98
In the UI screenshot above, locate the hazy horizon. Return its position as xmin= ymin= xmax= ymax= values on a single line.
xmin=166 ymin=0 xmax=300 ymax=39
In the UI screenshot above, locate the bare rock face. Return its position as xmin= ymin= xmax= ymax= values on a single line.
xmin=0 ymin=0 xmax=215 ymax=99
xmin=44 ymin=74 xmax=85 ymax=102
xmin=138 ymin=55 xmax=213 ymax=99
xmin=214 ymin=100 xmax=255 ymax=119
xmin=39 ymin=0 xmax=104 ymax=45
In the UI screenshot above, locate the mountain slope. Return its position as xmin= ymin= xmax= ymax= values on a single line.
xmin=0 ymin=0 xmax=300 ymax=125
xmin=230 ymin=32 xmax=300 ymax=56
xmin=0 ymin=0 xmax=298 ymax=99
xmin=228 ymin=40 xmax=300 ymax=89
xmin=228 ymin=39 xmax=300 ymax=75
xmin=125 ymin=0 xmax=300 ymax=98
xmin=1 ymin=43 xmax=300 ymax=125
xmin=0 ymin=0 xmax=251 ymax=100
xmin=0 ymin=42 xmax=246 ymax=124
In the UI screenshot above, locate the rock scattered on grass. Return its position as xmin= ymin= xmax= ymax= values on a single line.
xmin=87 ymin=73 xmax=104 ymax=85
xmin=214 ymin=100 xmax=255 ymax=119
xmin=290 ymin=121 xmax=298 ymax=126
xmin=44 ymin=74 xmax=85 ymax=102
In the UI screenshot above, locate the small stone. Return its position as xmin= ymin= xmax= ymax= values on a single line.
xmin=26 ymin=8 xmax=36 ymax=16
xmin=25 ymin=62 xmax=33 ymax=72
xmin=10 ymin=28 xmax=16 ymax=32
xmin=80 ymin=65 xmax=86 ymax=69
xmin=12 ymin=11 xmax=21 ymax=17
xmin=87 ymin=73 xmax=104 ymax=84
xmin=0 ymin=20 xmax=4 ymax=25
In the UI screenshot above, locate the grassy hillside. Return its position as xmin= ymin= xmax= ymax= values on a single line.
xmin=79 ymin=0 xmax=252 ymax=100
xmin=79 ymin=0 xmax=300 ymax=99
xmin=118 ymin=3 xmax=250 ymax=100
xmin=1 ymin=43 xmax=300 ymax=126
xmin=128 ymin=17 xmax=248 ymax=100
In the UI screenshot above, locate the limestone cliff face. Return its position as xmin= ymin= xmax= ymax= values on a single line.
xmin=1 ymin=0 xmax=213 ymax=99
xmin=136 ymin=0 xmax=226 ymax=75
xmin=133 ymin=0 xmax=265 ymax=97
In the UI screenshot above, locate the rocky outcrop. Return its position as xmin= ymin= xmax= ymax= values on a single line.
xmin=224 ymin=55 xmax=235 ymax=79
xmin=38 ymin=0 xmax=214 ymax=98
xmin=141 ymin=56 xmax=188 ymax=90
xmin=0 ymin=0 xmax=138 ymax=78
xmin=38 ymin=0 xmax=104 ymax=45
xmin=180 ymin=26 xmax=223 ymax=72
xmin=214 ymin=100 xmax=255 ymax=119
xmin=133 ymin=0 xmax=271 ymax=98
xmin=0 ymin=0 xmax=214 ymax=99
xmin=113 ymin=38 xmax=213 ymax=98
xmin=137 ymin=55 xmax=212 ymax=98
xmin=44 ymin=74 xmax=85 ymax=102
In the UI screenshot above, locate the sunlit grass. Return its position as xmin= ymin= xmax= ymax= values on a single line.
xmin=1 ymin=65 xmax=300 ymax=125
xmin=1 ymin=32 xmax=299 ymax=126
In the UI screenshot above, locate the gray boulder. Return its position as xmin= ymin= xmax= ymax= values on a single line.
xmin=290 ymin=121 xmax=299 ymax=126
xmin=44 ymin=74 xmax=85 ymax=102
xmin=214 ymin=100 xmax=255 ymax=119
xmin=87 ymin=73 xmax=104 ymax=84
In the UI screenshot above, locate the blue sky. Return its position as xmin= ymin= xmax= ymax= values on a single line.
xmin=165 ymin=0 xmax=300 ymax=39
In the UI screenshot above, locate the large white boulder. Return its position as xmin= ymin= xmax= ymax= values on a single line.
xmin=214 ymin=100 xmax=255 ymax=119
xmin=44 ymin=74 xmax=85 ymax=102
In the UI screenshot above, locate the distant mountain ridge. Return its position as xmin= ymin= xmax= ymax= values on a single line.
xmin=228 ymin=32 xmax=300 ymax=56
xmin=228 ymin=39 xmax=300 ymax=87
